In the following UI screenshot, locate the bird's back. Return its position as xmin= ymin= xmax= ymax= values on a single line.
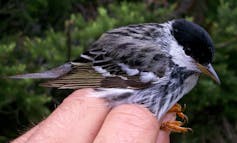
xmin=42 ymin=23 xmax=175 ymax=89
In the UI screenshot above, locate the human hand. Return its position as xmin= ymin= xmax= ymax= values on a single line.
xmin=12 ymin=89 xmax=174 ymax=143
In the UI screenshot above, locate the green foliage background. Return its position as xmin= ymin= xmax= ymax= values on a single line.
xmin=1 ymin=0 xmax=237 ymax=142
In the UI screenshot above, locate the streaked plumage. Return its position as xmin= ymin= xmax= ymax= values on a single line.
xmin=11 ymin=19 xmax=220 ymax=120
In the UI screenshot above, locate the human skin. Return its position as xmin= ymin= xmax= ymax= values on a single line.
xmin=12 ymin=89 xmax=174 ymax=143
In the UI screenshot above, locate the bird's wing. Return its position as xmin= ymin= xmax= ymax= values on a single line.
xmin=41 ymin=63 xmax=150 ymax=89
xmin=42 ymin=24 xmax=172 ymax=89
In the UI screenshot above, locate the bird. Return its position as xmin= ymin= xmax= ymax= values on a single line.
xmin=11 ymin=19 xmax=220 ymax=132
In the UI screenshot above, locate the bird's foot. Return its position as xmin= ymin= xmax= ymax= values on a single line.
xmin=168 ymin=103 xmax=188 ymax=123
xmin=161 ymin=103 xmax=192 ymax=133
xmin=160 ymin=121 xmax=192 ymax=133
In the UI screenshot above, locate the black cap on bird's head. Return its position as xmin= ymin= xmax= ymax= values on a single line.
xmin=171 ymin=19 xmax=220 ymax=84
xmin=172 ymin=19 xmax=214 ymax=65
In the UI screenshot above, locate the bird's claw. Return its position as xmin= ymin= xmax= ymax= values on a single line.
xmin=161 ymin=103 xmax=191 ymax=133
xmin=168 ymin=103 xmax=188 ymax=123
xmin=160 ymin=121 xmax=192 ymax=133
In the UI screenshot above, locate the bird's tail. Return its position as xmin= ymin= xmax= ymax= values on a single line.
xmin=9 ymin=63 xmax=72 ymax=79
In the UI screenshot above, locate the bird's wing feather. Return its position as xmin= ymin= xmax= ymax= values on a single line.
xmin=41 ymin=63 xmax=102 ymax=89
xmin=41 ymin=63 xmax=150 ymax=89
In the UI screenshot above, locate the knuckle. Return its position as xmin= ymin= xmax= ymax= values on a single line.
xmin=111 ymin=104 xmax=158 ymax=131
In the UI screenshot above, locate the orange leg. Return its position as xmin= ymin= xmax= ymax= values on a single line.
xmin=161 ymin=103 xmax=192 ymax=133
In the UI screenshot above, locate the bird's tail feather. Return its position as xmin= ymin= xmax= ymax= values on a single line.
xmin=9 ymin=63 xmax=72 ymax=79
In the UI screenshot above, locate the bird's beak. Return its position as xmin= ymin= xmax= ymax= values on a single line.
xmin=196 ymin=63 xmax=221 ymax=84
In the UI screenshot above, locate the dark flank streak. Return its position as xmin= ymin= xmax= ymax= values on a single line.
xmin=169 ymin=93 xmax=175 ymax=104
xmin=159 ymin=98 xmax=167 ymax=109
xmin=109 ymin=92 xmax=132 ymax=102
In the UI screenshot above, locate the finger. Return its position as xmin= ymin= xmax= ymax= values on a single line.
xmin=156 ymin=130 xmax=170 ymax=143
xmin=94 ymin=104 xmax=160 ymax=143
xmin=26 ymin=89 xmax=110 ymax=143
xmin=12 ymin=123 xmax=41 ymax=143
xmin=156 ymin=113 xmax=176 ymax=143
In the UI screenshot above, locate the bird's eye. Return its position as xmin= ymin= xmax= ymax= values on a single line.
xmin=185 ymin=47 xmax=191 ymax=55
